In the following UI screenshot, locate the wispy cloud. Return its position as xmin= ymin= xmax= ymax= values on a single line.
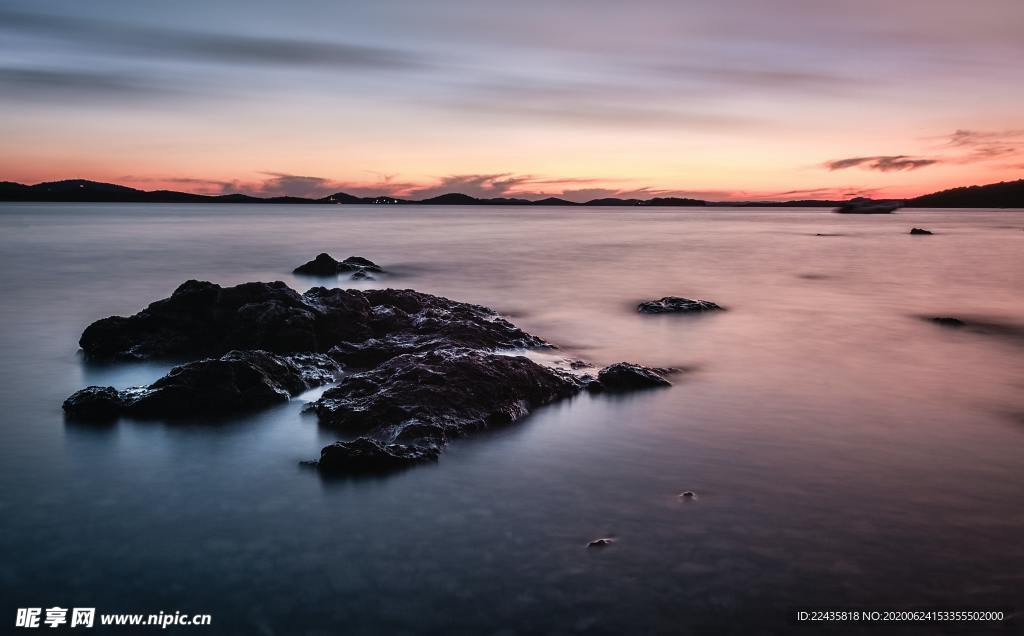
xmin=940 ymin=129 xmax=1024 ymax=163
xmin=0 ymin=9 xmax=426 ymax=72
xmin=823 ymin=155 xmax=938 ymax=172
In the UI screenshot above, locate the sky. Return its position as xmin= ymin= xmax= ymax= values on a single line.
xmin=0 ymin=0 xmax=1022 ymax=201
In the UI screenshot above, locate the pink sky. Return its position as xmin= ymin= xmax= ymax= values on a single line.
xmin=1 ymin=1 xmax=1022 ymax=201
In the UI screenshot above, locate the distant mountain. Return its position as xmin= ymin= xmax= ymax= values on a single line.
xmin=906 ymin=179 xmax=1024 ymax=208
xmin=1 ymin=177 xmax=1020 ymax=207
xmin=532 ymin=197 xmax=578 ymax=206
xmin=582 ymin=198 xmax=641 ymax=206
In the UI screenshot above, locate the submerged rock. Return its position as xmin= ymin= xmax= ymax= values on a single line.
xmin=63 ymin=350 xmax=341 ymax=420
xmin=910 ymin=228 xmax=933 ymax=235
xmin=929 ymin=316 xmax=966 ymax=328
xmin=587 ymin=538 xmax=615 ymax=548
xmin=79 ymin=282 xmax=542 ymax=361
xmin=637 ymin=297 xmax=723 ymax=314
xmin=316 ymin=438 xmax=440 ymax=474
xmin=590 ymin=362 xmax=672 ymax=392
xmin=293 ymin=253 xmax=383 ymax=277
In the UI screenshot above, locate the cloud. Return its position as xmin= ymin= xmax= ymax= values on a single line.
xmin=940 ymin=129 xmax=1024 ymax=163
xmin=0 ymin=66 xmax=177 ymax=100
xmin=0 ymin=9 xmax=425 ymax=72
xmin=445 ymin=76 xmax=756 ymax=129
xmin=823 ymin=155 xmax=938 ymax=172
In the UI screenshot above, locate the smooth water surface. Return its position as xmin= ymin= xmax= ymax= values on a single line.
xmin=1 ymin=204 xmax=1023 ymax=634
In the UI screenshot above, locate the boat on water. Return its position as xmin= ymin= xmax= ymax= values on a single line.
xmin=834 ymin=197 xmax=903 ymax=214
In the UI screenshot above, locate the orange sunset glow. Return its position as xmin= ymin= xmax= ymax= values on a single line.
xmin=1 ymin=1 xmax=1021 ymax=201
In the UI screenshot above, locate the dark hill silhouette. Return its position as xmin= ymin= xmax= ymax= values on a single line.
xmin=906 ymin=179 xmax=1024 ymax=208
xmin=1 ymin=177 xmax=1020 ymax=207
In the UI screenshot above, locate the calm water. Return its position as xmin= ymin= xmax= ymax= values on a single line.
xmin=1 ymin=203 xmax=1022 ymax=634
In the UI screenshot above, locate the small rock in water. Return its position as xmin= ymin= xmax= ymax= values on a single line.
xmin=62 ymin=386 xmax=123 ymax=421
xmin=679 ymin=491 xmax=696 ymax=499
xmin=930 ymin=316 xmax=965 ymax=328
xmin=637 ymin=297 xmax=723 ymax=314
xmin=910 ymin=228 xmax=933 ymax=235
xmin=587 ymin=538 xmax=615 ymax=548
xmin=293 ymin=253 xmax=384 ymax=276
xmin=316 ymin=438 xmax=439 ymax=474
xmin=590 ymin=362 xmax=672 ymax=392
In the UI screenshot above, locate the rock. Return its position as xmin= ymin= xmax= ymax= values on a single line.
xmin=930 ymin=316 xmax=965 ymax=328
xmin=910 ymin=228 xmax=933 ymax=235
xmin=590 ymin=362 xmax=672 ymax=392
xmin=587 ymin=538 xmax=615 ymax=548
xmin=680 ymin=491 xmax=696 ymax=499
xmin=313 ymin=348 xmax=585 ymax=438
xmin=63 ymin=351 xmax=341 ymax=420
xmin=326 ymin=288 xmax=547 ymax=367
xmin=637 ymin=297 xmax=723 ymax=314
xmin=62 ymin=386 xmax=123 ymax=421
xmin=308 ymin=348 xmax=587 ymax=473
xmin=293 ymin=253 xmax=383 ymax=276
xmin=338 ymin=256 xmax=383 ymax=272
xmin=350 ymin=270 xmax=375 ymax=281
xmin=79 ymin=282 xmax=542 ymax=362
xmin=316 ymin=438 xmax=440 ymax=474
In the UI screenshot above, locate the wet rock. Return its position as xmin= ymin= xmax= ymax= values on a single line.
xmin=350 ymin=270 xmax=375 ymax=281
xmin=79 ymin=282 xmax=542 ymax=362
xmin=316 ymin=438 xmax=440 ymax=474
xmin=62 ymin=386 xmax=123 ymax=421
xmin=308 ymin=348 xmax=587 ymax=473
xmin=680 ymin=491 xmax=696 ymax=499
xmin=910 ymin=228 xmax=933 ymax=235
xmin=80 ymin=280 xmax=368 ymax=360
xmin=313 ymin=348 xmax=585 ymax=438
xmin=294 ymin=253 xmax=384 ymax=276
xmin=326 ymin=289 xmax=547 ymax=367
xmin=637 ymin=297 xmax=723 ymax=314
xmin=587 ymin=538 xmax=615 ymax=548
xmin=590 ymin=362 xmax=672 ymax=392
xmin=63 ymin=351 xmax=341 ymax=420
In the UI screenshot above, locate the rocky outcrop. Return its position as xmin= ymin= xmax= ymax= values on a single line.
xmin=910 ymin=228 xmax=933 ymax=235
xmin=63 ymin=350 xmax=341 ymax=420
xmin=316 ymin=439 xmax=441 ymax=474
xmin=311 ymin=348 xmax=585 ymax=440
xmin=637 ymin=297 xmax=723 ymax=314
xmin=79 ymin=282 xmax=543 ymax=361
xmin=293 ymin=253 xmax=383 ymax=277
xmin=71 ymin=278 xmax=681 ymax=475
xmin=590 ymin=362 xmax=672 ymax=392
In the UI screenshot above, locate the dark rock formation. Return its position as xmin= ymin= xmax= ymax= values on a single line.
xmin=910 ymin=228 xmax=933 ymax=235
xmin=312 ymin=348 xmax=585 ymax=440
xmin=317 ymin=438 xmax=440 ymax=475
xmin=79 ymin=282 xmax=542 ymax=362
xmin=72 ymin=279 xmax=680 ymax=475
xmin=929 ymin=316 xmax=966 ymax=328
xmin=61 ymin=386 xmax=123 ymax=421
xmin=587 ymin=538 xmax=615 ymax=548
xmin=63 ymin=351 xmax=341 ymax=420
xmin=637 ymin=297 xmax=723 ymax=314
xmin=591 ymin=362 xmax=672 ymax=392
xmin=307 ymin=348 xmax=588 ymax=474
xmin=293 ymin=253 xmax=383 ymax=276
xmin=326 ymin=288 xmax=547 ymax=367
